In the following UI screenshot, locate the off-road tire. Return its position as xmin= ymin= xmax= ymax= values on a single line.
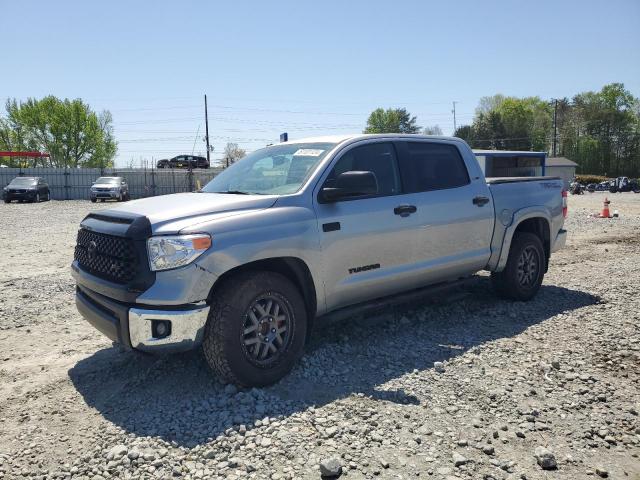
xmin=202 ymin=271 xmax=307 ymax=387
xmin=491 ymin=232 xmax=545 ymax=301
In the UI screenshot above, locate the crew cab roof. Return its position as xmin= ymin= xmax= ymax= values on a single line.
xmin=280 ymin=133 xmax=461 ymax=146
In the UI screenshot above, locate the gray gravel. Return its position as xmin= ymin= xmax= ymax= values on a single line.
xmin=0 ymin=193 xmax=639 ymax=479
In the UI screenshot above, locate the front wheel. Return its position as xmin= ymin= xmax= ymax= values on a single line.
xmin=491 ymin=232 xmax=545 ymax=301
xmin=202 ymin=271 xmax=307 ymax=387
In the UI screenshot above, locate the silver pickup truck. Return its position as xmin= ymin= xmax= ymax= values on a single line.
xmin=72 ymin=134 xmax=567 ymax=387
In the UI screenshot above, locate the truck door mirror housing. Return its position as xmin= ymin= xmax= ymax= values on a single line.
xmin=321 ymin=170 xmax=378 ymax=202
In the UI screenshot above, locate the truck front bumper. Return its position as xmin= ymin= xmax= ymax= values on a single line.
xmin=75 ymin=285 xmax=209 ymax=353
xmin=90 ymin=191 xmax=120 ymax=200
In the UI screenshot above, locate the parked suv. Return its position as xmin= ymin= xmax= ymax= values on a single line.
xmin=157 ymin=155 xmax=209 ymax=169
xmin=3 ymin=177 xmax=50 ymax=203
xmin=90 ymin=177 xmax=129 ymax=202
xmin=72 ymin=134 xmax=567 ymax=387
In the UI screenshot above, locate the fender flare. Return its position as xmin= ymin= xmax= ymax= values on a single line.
xmin=493 ymin=207 xmax=552 ymax=272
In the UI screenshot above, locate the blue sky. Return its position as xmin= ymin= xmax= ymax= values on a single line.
xmin=2 ymin=0 xmax=639 ymax=166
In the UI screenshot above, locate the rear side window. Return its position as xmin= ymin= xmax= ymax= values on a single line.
xmin=399 ymin=142 xmax=470 ymax=193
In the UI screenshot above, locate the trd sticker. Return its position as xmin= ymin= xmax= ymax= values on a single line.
xmin=348 ymin=263 xmax=381 ymax=274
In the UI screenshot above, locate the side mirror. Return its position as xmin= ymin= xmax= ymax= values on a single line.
xmin=321 ymin=171 xmax=378 ymax=202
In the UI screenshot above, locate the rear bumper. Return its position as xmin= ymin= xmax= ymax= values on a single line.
xmin=75 ymin=285 xmax=209 ymax=353
xmin=551 ymin=228 xmax=567 ymax=253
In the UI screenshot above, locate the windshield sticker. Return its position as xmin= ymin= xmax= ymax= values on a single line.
xmin=293 ymin=149 xmax=324 ymax=157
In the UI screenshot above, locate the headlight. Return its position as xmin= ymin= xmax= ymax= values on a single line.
xmin=147 ymin=234 xmax=211 ymax=271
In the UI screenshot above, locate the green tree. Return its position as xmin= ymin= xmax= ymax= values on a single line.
xmin=458 ymin=95 xmax=552 ymax=151
xmin=459 ymin=84 xmax=640 ymax=176
xmin=364 ymin=108 xmax=420 ymax=134
xmin=0 ymin=96 xmax=117 ymax=168
xmin=558 ymin=83 xmax=640 ymax=176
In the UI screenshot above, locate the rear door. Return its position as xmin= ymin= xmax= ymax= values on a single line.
xmin=313 ymin=141 xmax=420 ymax=311
xmin=395 ymin=140 xmax=494 ymax=284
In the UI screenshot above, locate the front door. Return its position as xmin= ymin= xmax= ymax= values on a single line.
xmin=314 ymin=141 xmax=421 ymax=311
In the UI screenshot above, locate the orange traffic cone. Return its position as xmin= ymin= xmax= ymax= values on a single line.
xmin=599 ymin=197 xmax=611 ymax=218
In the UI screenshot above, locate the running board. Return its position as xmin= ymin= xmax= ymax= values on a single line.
xmin=316 ymin=276 xmax=478 ymax=325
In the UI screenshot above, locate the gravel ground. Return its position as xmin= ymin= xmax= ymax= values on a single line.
xmin=0 ymin=193 xmax=639 ymax=480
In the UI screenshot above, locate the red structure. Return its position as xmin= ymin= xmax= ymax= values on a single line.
xmin=0 ymin=151 xmax=50 ymax=158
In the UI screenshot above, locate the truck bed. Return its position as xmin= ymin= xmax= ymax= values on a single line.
xmin=486 ymin=176 xmax=562 ymax=185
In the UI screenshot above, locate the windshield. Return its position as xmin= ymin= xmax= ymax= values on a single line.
xmin=95 ymin=177 xmax=119 ymax=184
xmin=9 ymin=177 xmax=37 ymax=186
xmin=202 ymin=142 xmax=336 ymax=195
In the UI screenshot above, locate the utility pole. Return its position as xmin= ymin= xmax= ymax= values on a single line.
xmin=204 ymin=95 xmax=211 ymax=165
xmin=552 ymin=98 xmax=558 ymax=157
xmin=452 ymin=101 xmax=458 ymax=134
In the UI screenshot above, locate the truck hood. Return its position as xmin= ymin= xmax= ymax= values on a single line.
xmin=104 ymin=192 xmax=278 ymax=234
xmin=92 ymin=183 xmax=119 ymax=189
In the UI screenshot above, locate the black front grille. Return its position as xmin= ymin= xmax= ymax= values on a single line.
xmin=74 ymin=229 xmax=139 ymax=283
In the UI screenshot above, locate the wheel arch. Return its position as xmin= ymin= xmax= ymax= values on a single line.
xmin=513 ymin=217 xmax=550 ymax=271
xmin=207 ymin=256 xmax=317 ymax=342
xmin=495 ymin=210 xmax=551 ymax=273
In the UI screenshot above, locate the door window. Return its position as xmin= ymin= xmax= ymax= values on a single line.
xmin=324 ymin=142 xmax=401 ymax=198
xmin=399 ymin=142 xmax=470 ymax=193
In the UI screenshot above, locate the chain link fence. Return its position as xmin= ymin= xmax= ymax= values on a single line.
xmin=0 ymin=166 xmax=221 ymax=200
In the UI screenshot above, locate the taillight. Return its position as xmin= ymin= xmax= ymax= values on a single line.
xmin=562 ymin=190 xmax=568 ymax=218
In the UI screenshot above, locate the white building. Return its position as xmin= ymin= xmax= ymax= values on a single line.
xmin=545 ymin=157 xmax=578 ymax=188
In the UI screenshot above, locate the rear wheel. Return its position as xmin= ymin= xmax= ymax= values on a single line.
xmin=203 ymin=271 xmax=307 ymax=387
xmin=34 ymin=193 xmax=40 ymax=203
xmin=491 ymin=232 xmax=545 ymax=301
xmin=45 ymin=191 xmax=50 ymax=201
